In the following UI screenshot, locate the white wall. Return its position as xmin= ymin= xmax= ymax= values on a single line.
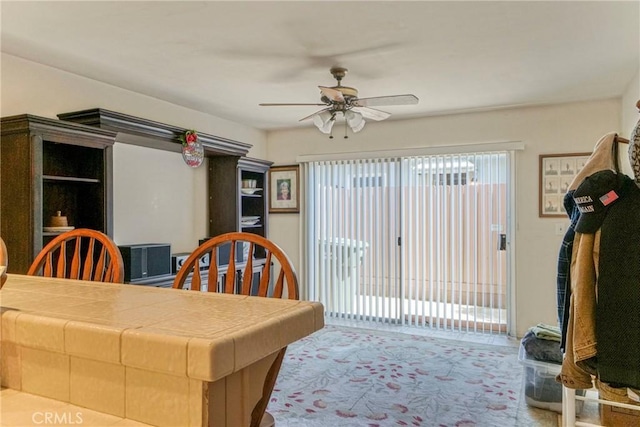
xmin=622 ymin=69 xmax=640 ymax=136
xmin=111 ymin=144 xmax=209 ymax=252
xmin=1 ymin=54 xmax=267 ymax=253
xmin=265 ymin=99 xmax=629 ymax=337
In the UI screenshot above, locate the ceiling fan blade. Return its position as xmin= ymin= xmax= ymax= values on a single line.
xmin=319 ymin=86 xmax=345 ymax=103
xmin=299 ymin=107 xmax=332 ymax=122
xmin=352 ymin=94 xmax=419 ymax=107
xmin=351 ymin=106 xmax=391 ymax=121
xmin=259 ymin=103 xmax=327 ymax=106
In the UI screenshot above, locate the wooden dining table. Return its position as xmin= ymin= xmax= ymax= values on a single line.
xmin=0 ymin=274 xmax=324 ymax=426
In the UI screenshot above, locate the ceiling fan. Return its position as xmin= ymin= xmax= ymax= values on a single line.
xmin=259 ymin=67 xmax=419 ymax=138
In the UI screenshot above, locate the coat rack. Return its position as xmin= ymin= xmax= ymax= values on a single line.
xmin=561 ymin=100 xmax=640 ymax=426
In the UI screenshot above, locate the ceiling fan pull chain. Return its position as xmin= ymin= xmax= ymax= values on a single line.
xmin=344 ymin=117 xmax=349 ymax=139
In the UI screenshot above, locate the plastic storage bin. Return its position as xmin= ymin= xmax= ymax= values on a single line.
xmin=518 ymin=344 xmax=583 ymax=413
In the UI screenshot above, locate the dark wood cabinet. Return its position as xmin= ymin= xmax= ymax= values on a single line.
xmin=208 ymin=156 xmax=272 ymax=239
xmin=0 ymin=114 xmax=117 ymax=273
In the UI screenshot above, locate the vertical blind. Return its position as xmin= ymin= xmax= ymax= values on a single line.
xmin=302 ymin=151 xmax=509 ymax=334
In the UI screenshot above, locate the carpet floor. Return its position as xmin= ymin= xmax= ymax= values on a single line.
xmin=267 ymin=324 xmax=560 ymax=427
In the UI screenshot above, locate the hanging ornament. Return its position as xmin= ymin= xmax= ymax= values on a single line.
xmin=179 ymin=130 xmax=204 ymax=168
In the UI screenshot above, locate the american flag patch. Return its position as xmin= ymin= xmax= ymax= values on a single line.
xmin=599 ymin=190 xmax=619 ymax=206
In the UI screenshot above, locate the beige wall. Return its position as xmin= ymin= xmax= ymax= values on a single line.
xmin=265 ymin=98 xmax=637 ymax=337
xmin=1 ymin=54 xmax=267 ymax=253
xmin=622 ymin=69 xmax=640 ymax=136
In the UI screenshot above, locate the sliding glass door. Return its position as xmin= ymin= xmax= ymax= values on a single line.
xmin=303 ymin=151 xmax=510 ymax=334
xmin=399 ymin=153 xmax=508 ymax=333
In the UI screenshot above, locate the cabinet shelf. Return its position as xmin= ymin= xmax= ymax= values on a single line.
xmin=43 ymin=175 xmax=101 ymax=184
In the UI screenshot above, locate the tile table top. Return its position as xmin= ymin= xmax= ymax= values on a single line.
xmin=1 ymin=274 xmax=324 ymax=381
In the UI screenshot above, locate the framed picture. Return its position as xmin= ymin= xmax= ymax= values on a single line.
xmin=269 ymin=165 xmax=300 ymax=213
xmin=539 ymin=152 xmax=591 ymax=217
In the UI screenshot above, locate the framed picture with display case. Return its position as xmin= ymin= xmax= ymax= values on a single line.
xmin=539 ymin=152 xmax=590 ymax=217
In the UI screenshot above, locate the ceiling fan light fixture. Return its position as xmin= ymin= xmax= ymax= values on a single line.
xmin=345 ymin=110 xmax=365 ymax=133
xmin=313 ymin=110 xmax=335 ymax=134
xmin=260 ymin=67 xmax=418 ymax=137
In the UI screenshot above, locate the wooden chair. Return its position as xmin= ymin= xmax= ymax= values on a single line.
xmin=0 ymin=236 xmax=8 ymax=288
xmin=27 ymin=228 xmax=124 ymax=284
xmin=173 ymin=231 xmax=299 ymax=299
xmin=173 ymin=232 xmax=299 ymax=427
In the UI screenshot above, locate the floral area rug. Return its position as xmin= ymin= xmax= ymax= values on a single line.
xmin=268 ymin=325 xmax=558 ymax=427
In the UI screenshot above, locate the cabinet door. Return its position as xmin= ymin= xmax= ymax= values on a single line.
xmin=208 ymin=156 xmax=241 ymax=237
xmin=0 ymin=131 xmax=36 ymax=274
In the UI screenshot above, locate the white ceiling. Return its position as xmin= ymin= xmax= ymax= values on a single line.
xmin=1 ymin=1 xmax=638 ymax=131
